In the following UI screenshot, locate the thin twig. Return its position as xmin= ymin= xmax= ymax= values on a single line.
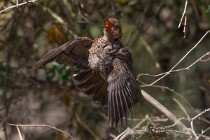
xmin=114 ymin=116 xmax=149 ymax=140
xmin=114 ymin=128 xmax=130 ymax=140
xmin=118 ymin=128 xmax=133 ymax=140
xmin=178 ymin=0 xmax=188 ymax=28
xmin=197 ymin=127 xmax=210 ymax=140
xmin=164 ymin=118 xmax=186 ymax=129
xmin=141 ymin=30 xmax=210 ymax=86
xmin=133 ymin=116 xmax=148 ymax=129
xmin=0 ymin=0 xmax=38 ymax=14
xmin=183 ymin=16 xmax=187 ymax=38
xmin=190 ymin=108 xmax=210 ymax=139
xmin=16 ymin=126 xmax=24 ymax=140
xmin=0 ymin=119 xmax=72 ymax=139
xmin=191 ymin=108 xmax=210 ymax=122
xmin=141 ymin=90 xmax=188 ymax=131
xmin=138 ymin=51 xmax=209 ymax=81
xmin=177 ymin=0 xmax=188 ymax=38
xmin=173 ymin=98 xmax=190 ymax=120
xmin=16 ymin=0 xmax=19 ymax=7
xmin=139 ymin=84 xmax=196 ymax=115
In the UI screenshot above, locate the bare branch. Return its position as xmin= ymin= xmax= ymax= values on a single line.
xmin=197 ymin=127 xmax=210 ymax=140
xmin=173 ymin=98 xmax=190 ymax=120
xmin=114 ymin=116 xmax=150 ymax=140
xmin=178 ymin=0 xmax=188 ymax=37
xmin=141 ymin=90 xmax=189 ymax=131
xmin=114 ymin=128 xmax=133 ymax=140
xmin=190 ymin=108 xmax=210 ymax=139
xmin=138 ymin=30 xmax=210 ymax=87
xmin=16 ymin=126 xmax=24 ymax=140
xmin=164 ymin=117 xmax=186 ymax=129
xmin=0 ymin=0 xmax=38 ymax=14
xmin=0 ymin=119 xmax=72 ymax=139
xmin=178 ymin=0 xmax=188 ymax=28
xmin=139 ymin=51 xmax=210 ymax=86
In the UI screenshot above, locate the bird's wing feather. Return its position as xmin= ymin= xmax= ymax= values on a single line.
xmin=107 ymin=57 xmax=140 ymax=127
xmin=32 ymin=37 xmax=93 ymax=70
xmin=73 ymin=70 xmax=108 ymax=105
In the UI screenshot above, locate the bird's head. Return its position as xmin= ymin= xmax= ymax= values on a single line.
xmin=103 ymin=18 xmax=122 ymax=41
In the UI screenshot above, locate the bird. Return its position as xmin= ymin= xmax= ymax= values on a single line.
xmin=32 ymin=18 xmax=141 ymax=127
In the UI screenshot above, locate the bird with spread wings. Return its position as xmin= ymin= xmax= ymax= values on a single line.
xmin=33 ymin=18 xmax=141 ymax=127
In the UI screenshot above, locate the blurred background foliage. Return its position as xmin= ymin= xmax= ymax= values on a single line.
xmin=0 ymin=0 xmax=210 ymax=139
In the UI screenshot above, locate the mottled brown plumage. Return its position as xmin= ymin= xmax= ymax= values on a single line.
xmin=33 ymin=18 xmax=141 ymax=127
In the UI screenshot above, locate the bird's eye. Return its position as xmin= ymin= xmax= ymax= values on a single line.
xmin=114 ymin=25 xmax=120 ymax=30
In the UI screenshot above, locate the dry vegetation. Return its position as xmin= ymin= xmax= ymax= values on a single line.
xmin=0 ymin=0 xmax=210 ymax=140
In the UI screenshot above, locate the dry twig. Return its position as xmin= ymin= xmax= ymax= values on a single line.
xmin=138 ymin=30 xmax=210 ymax=86
xmin=0 ymin=119 xmax=73 ymax=139
xmin=178 ymin=0 xmax=188 ymax=38
xmin=0 ymin=0 xmax=38 ymax=14
xmin=141 ymin=90 xmax=188 ymax=132
xmin=191 ymin=108 xmax=210 ymax=139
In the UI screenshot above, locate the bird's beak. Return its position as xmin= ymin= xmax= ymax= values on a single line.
xmin=103 ymin=18 xmax=113 ymax=30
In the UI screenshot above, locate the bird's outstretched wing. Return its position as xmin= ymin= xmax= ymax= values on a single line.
xmin=107 ymin=57 xmax=141 ymax=127
xmin=32 ymin=37 xmax=93 ymax=70
xmin=73 ymin=70 xmax=108 ymax=105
